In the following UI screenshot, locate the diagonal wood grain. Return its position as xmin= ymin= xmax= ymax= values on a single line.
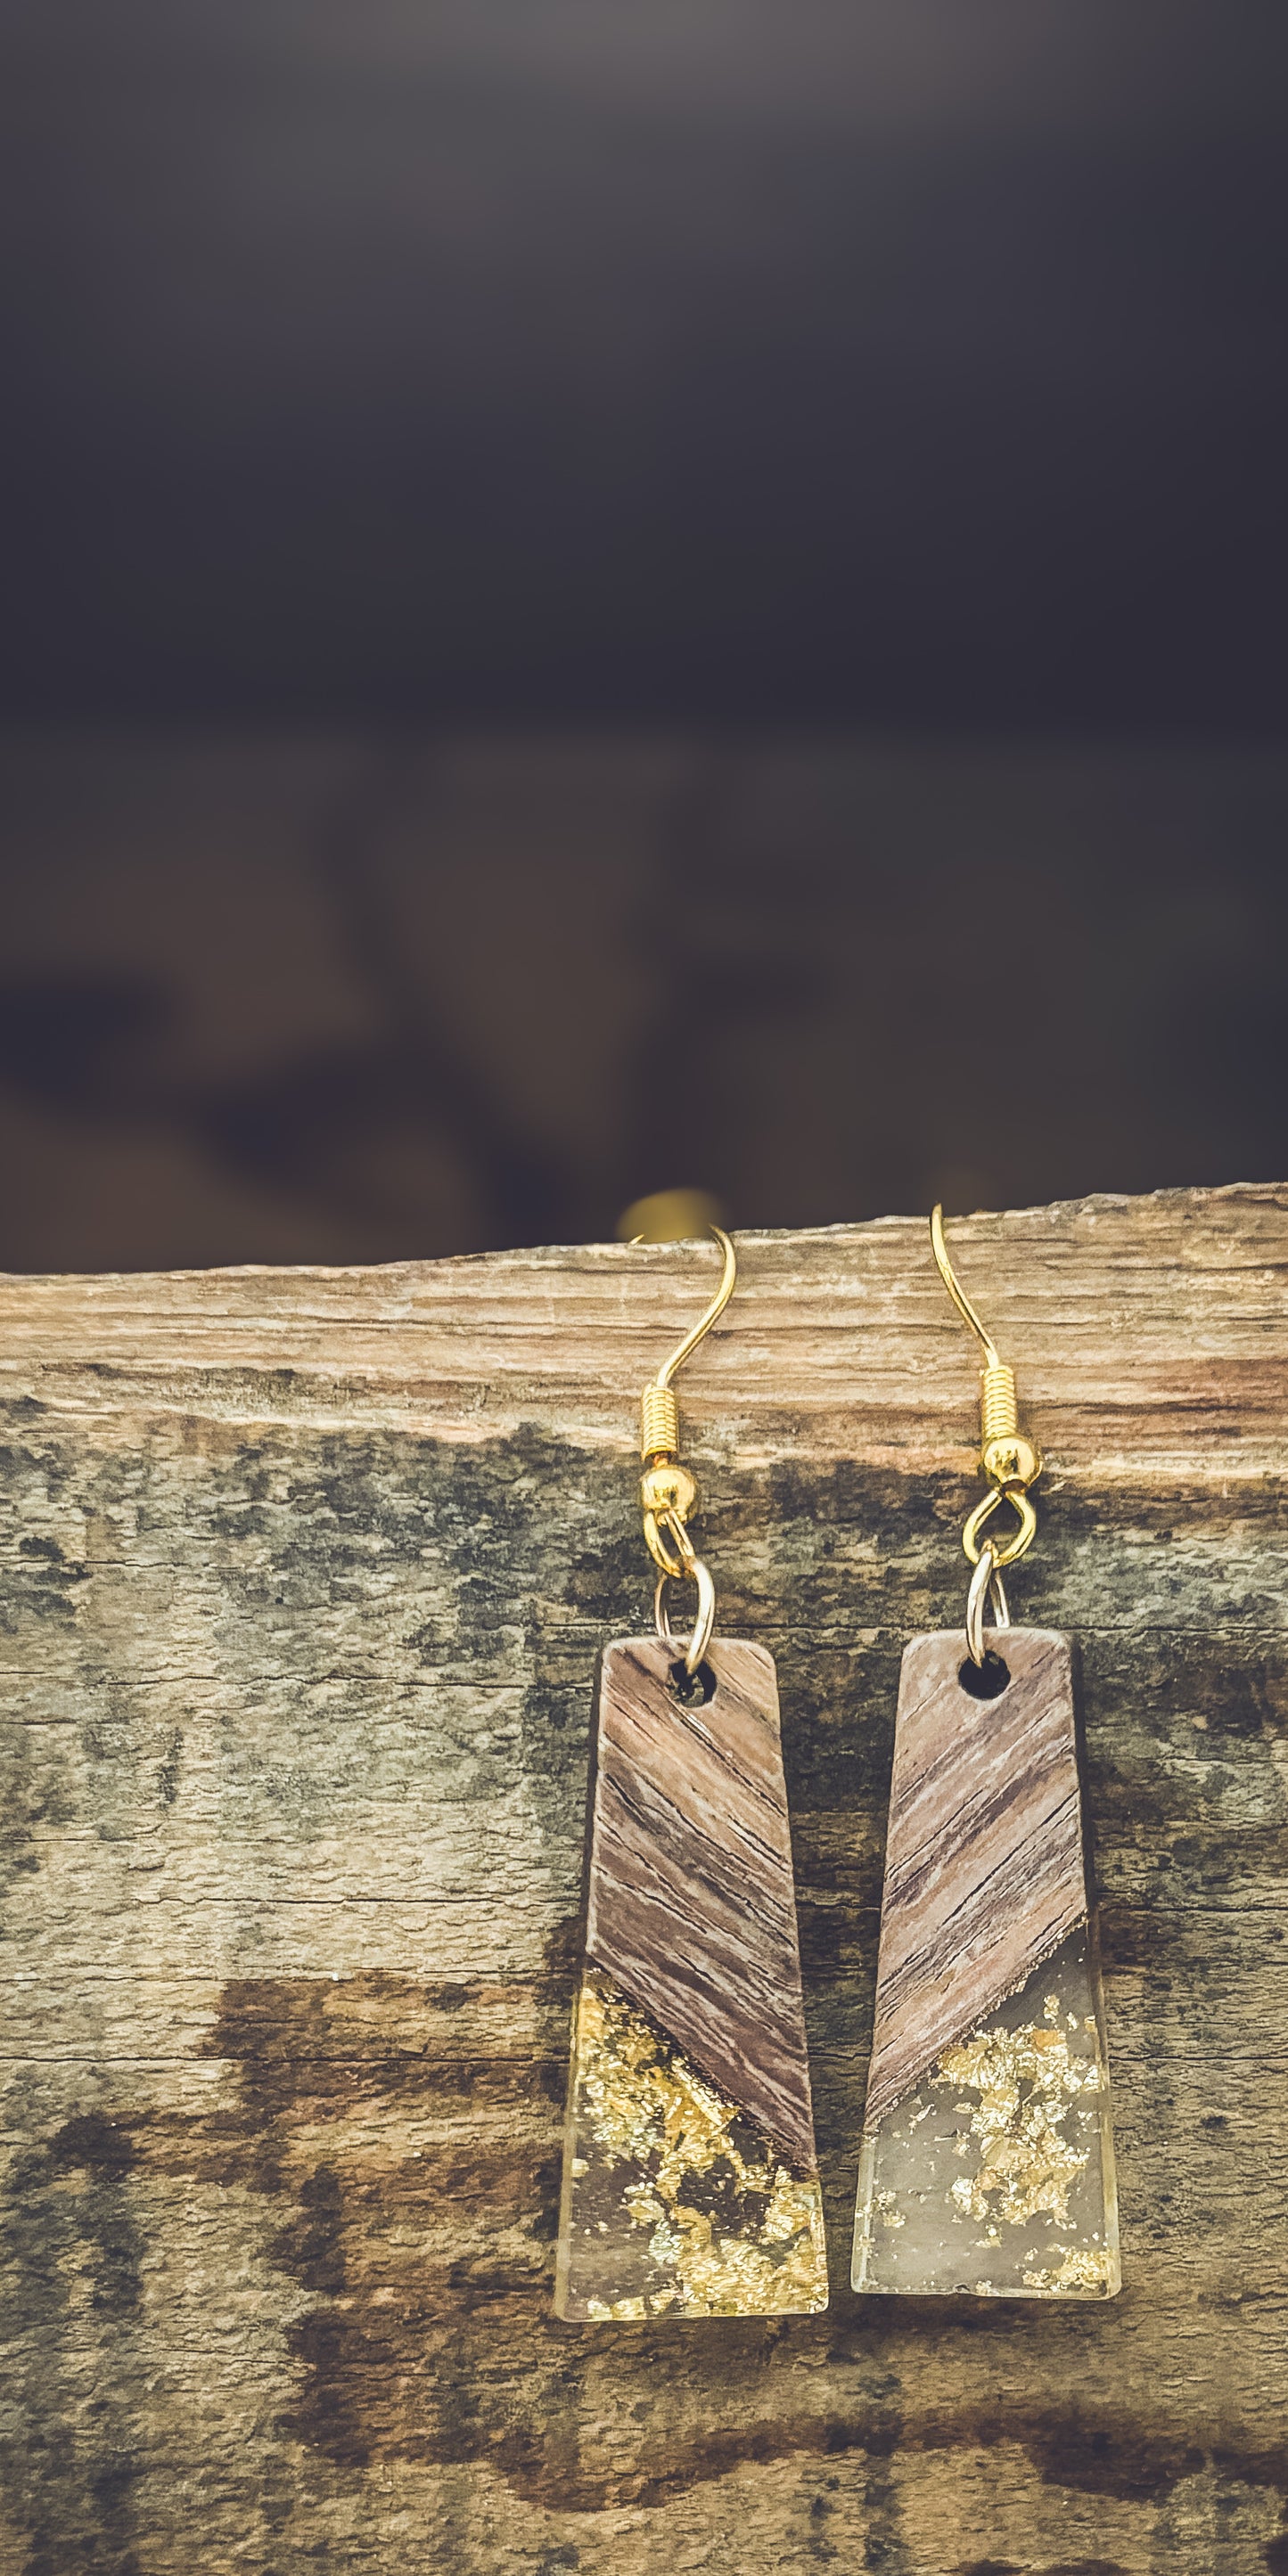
xmin=861 ymin=1629 xmax=1087 ymax=2130
xmin=584 ymin=1635 xmax=817 ymax=2174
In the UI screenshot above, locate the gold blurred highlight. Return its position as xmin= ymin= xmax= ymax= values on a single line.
xmin=616 ymin=1188 xmax=726 ymax=1245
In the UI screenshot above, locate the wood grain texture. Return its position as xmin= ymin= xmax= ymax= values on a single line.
xmin=862 ymin=1629 xmax=1087 ymax=2130
xmin=0 ymin=1184 xmax=1285 ymax=2575
xmin=584 ymin=1636 xmax=816 ymax=2173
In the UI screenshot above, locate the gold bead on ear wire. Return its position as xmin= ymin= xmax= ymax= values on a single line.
xmin=930 ymin=1205 xmax=1043 ymax=1664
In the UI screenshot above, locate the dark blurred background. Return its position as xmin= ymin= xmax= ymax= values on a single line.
xmin=1 ymin=3 xmax=1285 ymax=1268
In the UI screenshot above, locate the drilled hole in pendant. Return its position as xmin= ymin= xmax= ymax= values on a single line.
xmin=958 ymin=1650 xmax=1012 ymax=1701
xmin=669 ymin=1658 xmax=717 ymax=1707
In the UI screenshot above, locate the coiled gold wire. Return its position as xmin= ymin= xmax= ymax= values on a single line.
xmin=639 ymin=1382 xmax=680 ymax=1461
xmin=980 ymin=1362 xmax=1019 ymax=1448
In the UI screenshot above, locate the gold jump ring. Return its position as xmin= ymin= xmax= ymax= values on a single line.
xmin=643 ymin=1504 xmax=697 ymax=1580
xmin=964 ymin=1543 xmax=1011 ymax=1667
xmin=653 ymin=1558 xmax=716 ymax=1676
xmin=963 ymin=1484 xmax=1038 ymax=1570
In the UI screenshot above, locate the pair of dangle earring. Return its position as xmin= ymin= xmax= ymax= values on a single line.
xmin=555 ymin=1215 xmax=1120 ymax=2321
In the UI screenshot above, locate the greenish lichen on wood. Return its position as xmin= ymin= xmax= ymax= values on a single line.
xmin=0 ymin=1186 xmax=1286 ymax=2573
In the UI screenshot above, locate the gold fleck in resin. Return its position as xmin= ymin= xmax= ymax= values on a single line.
xmin=852 ymin=1928 xmax=1120 ymax=2298
xmin=1023 ymin=2245 xmax=1118 ymax=2294
xmin=939 ymin=2010 xmax=1101 ymax=2228
xmin=555 ymin=1969 xmax=828 ymax=2320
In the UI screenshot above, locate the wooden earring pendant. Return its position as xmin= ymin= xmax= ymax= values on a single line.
xmin=852 ymin=1210 xmax=1120 ymax=2301
xmin=555 ymin=1229 xmax=828 ymax=2321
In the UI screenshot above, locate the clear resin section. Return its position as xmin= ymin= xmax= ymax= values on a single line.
xmin=852 ymin=1927 xmax=1120 ymax=2299
xmin=555 ymin=1967 xmax=828 ymax=2321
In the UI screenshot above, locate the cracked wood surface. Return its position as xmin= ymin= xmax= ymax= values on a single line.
xmin=0 ymin=1182 xmax=1286 ymax=2575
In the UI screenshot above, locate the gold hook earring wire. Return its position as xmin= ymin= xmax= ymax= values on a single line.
xmin=931 ymin=1205 xmax=1042 ymax=1659
xmin=636 ymin=1224 xmax=735 ymax=1674
xmin=653 ymin=1224 xmax=737 ymax=1389
xmin=930 ymin=1204 xmax=1001 ymax=1370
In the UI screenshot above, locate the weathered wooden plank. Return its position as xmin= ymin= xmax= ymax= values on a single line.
xmin=0 ymin=1184 xmax=1285 ymax=2574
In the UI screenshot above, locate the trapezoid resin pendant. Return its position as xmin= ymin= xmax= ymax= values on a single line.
xmin=555 ymin=1225 xmax=825 ymax=2320
xmin=555 ymin=1633 xmax=827 ymax=2321
xmin=853 ymin=1207 xmax=1121 ymax=2300
xmin=851 ymin=1626 xmax=1119 ymax=2299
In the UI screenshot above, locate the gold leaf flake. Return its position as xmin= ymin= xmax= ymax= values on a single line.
xmin=564 ymin=1970 xmax=827 ymax=2318
xmin=1022 ymin=2245 xmax=1117 ymax=2295
xmin=937 ymin=2015 xmax=1101 ymax=2228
